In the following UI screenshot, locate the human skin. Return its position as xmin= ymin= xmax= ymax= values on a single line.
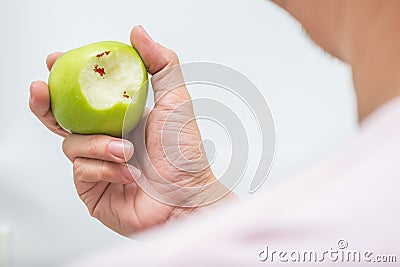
xmin=29 ymin=26 xmax=236 ymax=237
xmin=30 ymin=0 xmax=400 ymax=237
xmin=273 ymin=0 xmax=400 ymax=121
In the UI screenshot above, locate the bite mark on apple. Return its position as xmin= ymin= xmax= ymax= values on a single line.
xmin=93 ymin=64 xmax=106 ymax=77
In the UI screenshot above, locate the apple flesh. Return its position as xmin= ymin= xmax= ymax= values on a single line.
xmin=48 ymin=41 xmax=148 ymax=137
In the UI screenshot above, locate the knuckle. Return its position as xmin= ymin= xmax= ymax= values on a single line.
xmin=87 ymin=135 xmax=97 ymax=155
xmin=72 ymin=158 xmax=85 ymax=180
xmin=99 ymin=161 xmax=111 ymax=179
xmin=87 ymin=135 xmax=105 ymax=158
xmin=62 ymin=137 xmax=70 ymax=157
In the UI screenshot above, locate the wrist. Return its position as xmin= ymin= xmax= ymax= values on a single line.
xmin=169 ymin=172 xmax=238 ymax=221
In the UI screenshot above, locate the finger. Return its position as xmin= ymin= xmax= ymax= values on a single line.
xmin=73 ymin=158 xmax=141 ymax=184
xmin=130 ymin=25 xmax=190 ymax=106
xmin=29 ymin=80 xmax=69 ymax=137
xmin=62 ymin=134 xmax=134 ymax=163
xmin=130 ymin=25 xmax=179 ymax=75
xmin=46 ymin=52 xmax=63 ymax=71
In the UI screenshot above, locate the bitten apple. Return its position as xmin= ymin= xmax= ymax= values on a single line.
xmin=48 ymin=41 xmax=148 ymax=137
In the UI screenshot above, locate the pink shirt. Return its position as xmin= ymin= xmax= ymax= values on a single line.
xmin=66 ymin=97 xmax=400 ymax=266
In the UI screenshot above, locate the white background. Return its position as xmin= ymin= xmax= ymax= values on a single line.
xmin=0 ymin=0 xmax=357 ymax=266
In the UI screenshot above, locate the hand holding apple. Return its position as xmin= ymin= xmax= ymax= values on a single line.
xmin=29 ymin=26 xmax=236 ymax=236
xmin=48 ymin=41 xmax=148 ymax=137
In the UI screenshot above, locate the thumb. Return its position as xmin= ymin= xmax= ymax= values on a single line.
xmin=130 ymin=25 xmax=178 ymax=75
xmin=130 ymin=25 xmax=191 ymax=109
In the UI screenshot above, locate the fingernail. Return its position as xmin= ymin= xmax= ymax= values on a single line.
xmin=139 ymin=25 xmax=154 ymax=42
xmin=109 ymin=140 xmax=132 ymax=160
xmin=121 ymin=164 xmax=141 ymax=182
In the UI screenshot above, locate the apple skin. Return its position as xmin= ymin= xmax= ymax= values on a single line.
xmin=48 ymin=41 xmax=148 ymax=137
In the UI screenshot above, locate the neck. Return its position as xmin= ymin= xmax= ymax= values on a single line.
xmin=348 ymin=2 xmax=400 ymax=121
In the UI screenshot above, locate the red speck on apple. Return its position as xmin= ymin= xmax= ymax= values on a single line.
xmin=96 ymin=51 xmax=111 ymax=58
xmin=93 ymin=64 xmax=106 ymax=76
xmin=122 ymin=90 xmax=131 ymax=98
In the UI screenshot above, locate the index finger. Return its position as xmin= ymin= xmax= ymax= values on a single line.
xmin=46 ymin=52 xmax=63 ymax=71
xmin=29 ymin=80 xmax=69 ymax=137
xmin=29 ymin=52 xmax=69 ymax=137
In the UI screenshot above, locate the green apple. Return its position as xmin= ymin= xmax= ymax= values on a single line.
xmin=48 ymin=41 xmax=148 ymax=137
